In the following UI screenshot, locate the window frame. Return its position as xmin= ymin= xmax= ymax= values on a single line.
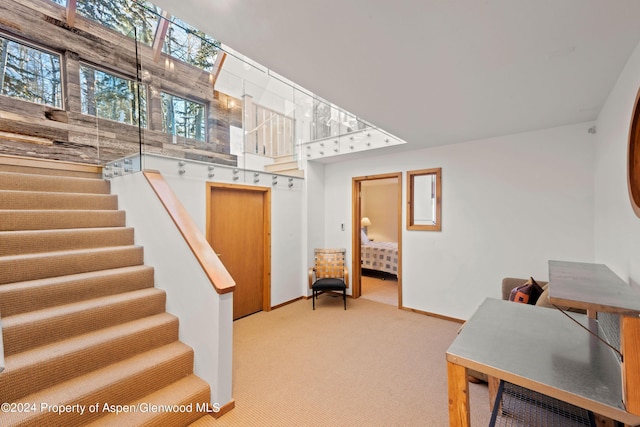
xmin=78 ymin=61 xmax=147 ymax=128
xmin=160 ymin=90 xmax=208 ymax=142
xmin=406 ymin=167 xmax=442 ymax=231
xmin=0 ymin=33 xmax=64 ymax=109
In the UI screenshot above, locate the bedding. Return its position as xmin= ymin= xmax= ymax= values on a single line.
xmin=360 ymin=240 xmax=398 ymax=275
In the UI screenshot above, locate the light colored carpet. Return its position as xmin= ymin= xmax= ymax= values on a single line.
xmin=213 ymin=297 xmax=491 ymax=426
xmin=361 ymin=275 xmax=398 ymax=306
xmin=0 ymin=169 xmax=215 ymax=426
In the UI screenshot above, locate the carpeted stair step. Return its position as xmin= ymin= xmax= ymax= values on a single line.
xmin=2 ymin=287 xmax=167 ymax=355
xmin=0 ymin=265 xmax=154 ymax=317
xmin=0 ymin=209 xmax=126 ymax=231
xmin=0 ymin=227 xmax=135 ymax=256
xmin=87 ymin=375 xmax=212 ymax=426
xmin=0 ymin=313 xmax=180 ymax=404
xmin=0 ymin=171 xmax=110 ymax=194
xmin=0 ymin=165 xmax=216 ymax=427
xmin=0 ymin=189 xmax=119 ymax=210
xmin=0 ymin=341 xmax=195 ymax=426
xmin=0 ymin=245 xmax=144 ymax=285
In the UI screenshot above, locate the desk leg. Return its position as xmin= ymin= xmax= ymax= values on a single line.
xmin=447 ymin=361 xmax=470 ymax=427
xmin=622 ymin=315 xmax=640 ymax=416
xmin=487 ymin=375 xmax=500 ymax=412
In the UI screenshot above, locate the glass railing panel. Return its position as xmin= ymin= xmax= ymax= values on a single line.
xmin=243 ymin=80 xmax=296 ymax=159
xmin=308 ymin=98 xmax=338 ymax=141
xmin=130 ymin=7 xmax=237 ymax=174
xmin=291 ymin=87 xmax=314 ymax=161
xmin=213 ymin=66 xmax=246 ymax=170
xmin=0 ymin=0 xmax=143 ymax=173
xmin=80 ymin=25 xmax=144 ymax=176
xmin=1 ymin=0 xmax=406 ymax=175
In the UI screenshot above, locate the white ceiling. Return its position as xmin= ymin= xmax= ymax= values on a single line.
xmin=152 ymin=0 xmax=640 ymax=151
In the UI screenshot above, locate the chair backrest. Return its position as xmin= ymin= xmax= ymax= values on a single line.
xmin=314 ymin=248 xmax=346 ymax=279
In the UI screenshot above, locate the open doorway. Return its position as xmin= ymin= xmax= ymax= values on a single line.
xmin=352 ymin=173 xmax=402 ymax=307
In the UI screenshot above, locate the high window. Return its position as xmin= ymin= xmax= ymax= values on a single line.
xmin=163 ymin=17 xmax=219 ymax=71
xmin=76 ymin=0 xmax=159 ymax=45
xmin=80 ymin=63 xmax=146 ymax=127
xmin=0 ymin=36 xmax=62 ymax=108
xmin=161 ymin=92 xmax=205 ymax=141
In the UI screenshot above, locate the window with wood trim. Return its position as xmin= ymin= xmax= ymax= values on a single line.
xmin=0 ymin=36 xmax=63 ymax=108
xmin=79 ymin=63 xmax=147 ymax=127
xmin=161 ymin=92 xmax=206 ymax=142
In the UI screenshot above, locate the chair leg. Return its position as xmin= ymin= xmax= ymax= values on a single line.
xmin=343 ymin=289 xmax=346 ymax=310
xmin=312 ymin=290 xmax=315 ymax=310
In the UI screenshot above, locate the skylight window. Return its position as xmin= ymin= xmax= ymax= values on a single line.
xmin=76 ymin=0 xmax=159 ymax=45
xmin=162 ymin=17 xmax=219 ymax=71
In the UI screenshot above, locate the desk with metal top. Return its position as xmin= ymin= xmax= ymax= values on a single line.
xmin=446 ymin=261 xmax=640 ymax=427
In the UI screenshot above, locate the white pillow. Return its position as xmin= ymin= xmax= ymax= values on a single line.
xmin=361 ymin=229 xmax=370 ymax=243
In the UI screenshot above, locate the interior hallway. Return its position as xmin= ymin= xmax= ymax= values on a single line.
xmin=360 ymin=274 xmax=398 ymax=306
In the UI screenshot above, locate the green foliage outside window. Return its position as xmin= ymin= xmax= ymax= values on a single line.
xmin=80 ymin=64 xmax=146 ymax=127
xmin=163 ymin=17 xmax=220 ymax=71
xmin=76 ymin=0 xmax=159 ymax=45
xmin=49 ymin=0 xmax=221 ymax=72
xmin=0 ymin=37 xmax=62 ymax=108
xmin=161 ymin=92 xmax=205 ymax=142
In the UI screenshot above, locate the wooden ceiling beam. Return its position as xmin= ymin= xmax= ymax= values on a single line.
xmin=152 ymin=10 xmax=170 ymax=63
xmin=66 ymin=0 xmax=77 ymax=27
xmin=209 ymin=51 xmax=227 ymax=87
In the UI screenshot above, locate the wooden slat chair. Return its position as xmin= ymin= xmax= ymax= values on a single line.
xmin=309 ymin=248 xmax=349 ymax=310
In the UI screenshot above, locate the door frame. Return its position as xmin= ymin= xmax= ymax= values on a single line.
xmin=206 ymin=182 xmax=272 ymax=314
xmin=352 ymin=172 xmax=403 ymax=307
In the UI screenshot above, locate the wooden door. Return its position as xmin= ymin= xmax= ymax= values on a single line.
xmin=207 ymin=183 xmax=270 ymax=320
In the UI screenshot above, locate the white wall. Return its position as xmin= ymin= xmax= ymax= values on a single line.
xmin=141 ymin=154 xmax=305 ymax=307
xmin=304 ymin=161 xmax=326 ymax=293
xmin=594 ymin=39 xmax=640 ymax=285
xmin=110 ymin=172 xmax=233 ymax=407
xmin=319 ymin=122 xmax=596 ymax=320
xmin=362 ymin=180 xmax=398 ymax=242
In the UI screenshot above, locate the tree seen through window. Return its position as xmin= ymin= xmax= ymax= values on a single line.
xmin=76 ymin=0 xmax=159 ymax=45
xmin=161 ymin=92 xmax=205 ymax=142
xmin=0 ymin=37 xmax=62 ymax=108
xmin=163 ymin=17 xmax=219 ymax=71
xmin=80 ymin=64 xmax=146 ymax=127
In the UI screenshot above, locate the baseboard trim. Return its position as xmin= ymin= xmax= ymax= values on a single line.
xmin=400 ymin=306 xmax=464 ymax=323
xmin=212 ymin=399 xmax=235 ymax=419
xmin=301 ymin=293 xmax=464 ymax=322
xmin=271 ymin=296 xmax=304 ymax=310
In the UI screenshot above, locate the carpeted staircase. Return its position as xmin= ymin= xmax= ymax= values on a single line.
xmin=0 ymin=168 xmax=218 ymax=426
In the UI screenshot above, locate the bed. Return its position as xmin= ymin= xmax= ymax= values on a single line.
xmin=360 ymin=233 xmax=398 ymax=276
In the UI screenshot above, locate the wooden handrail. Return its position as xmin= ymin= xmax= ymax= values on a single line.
xmin=143 ymin=170 xmax=235 ymax=294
